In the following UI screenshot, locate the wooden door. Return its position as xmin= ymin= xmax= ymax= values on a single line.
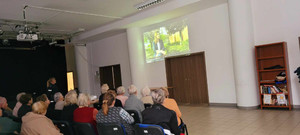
xmin=99 ymin=64 xmax=122 ymax=90
xmin=165 ymin=52 xmax=209 ymax=104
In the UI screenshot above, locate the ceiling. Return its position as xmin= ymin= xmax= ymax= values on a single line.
xmin=0 ymin=0 xmax=157 ymax=36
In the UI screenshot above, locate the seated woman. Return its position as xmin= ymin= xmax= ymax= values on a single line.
xmin=116 ymin=86 xmax=128 ymax=107
xmin=73 ymin=93 xmax=98 ymax=132
xmin=13 ymin=92 xmax=26 ymax=117
xmin=54 ymin=92 xmax=64 ymax=110
xmin=61 ymin=90 xmax=78 ymax=122
xmin=142 ymin=89 xmax=180 ymax=135
xmin=0 ymin=97 xmax=13 ymax=117
xmin=96 ymin=92 xmax=134 ymax=135
xmin=98 ymin=84 xmax=123 ymax=108
xmin=161 ymin=87 xmax=182 ymax=126
xmin=124 ymin=85 xmax=145 ymax=122
xmin=18 ymin=94 xmax=33 ymax=118
xmin=140 ymin=86 xmax=153 ymax=104
xmin=20 ymin=101 xmax=62 ymax=135
xmin=36 ymin=94 xmax=53 ymax=119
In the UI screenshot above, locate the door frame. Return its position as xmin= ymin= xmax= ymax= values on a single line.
xmin=165 ymin=51 xmax=209 ymax=104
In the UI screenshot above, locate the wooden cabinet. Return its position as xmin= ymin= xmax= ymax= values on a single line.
xmin=255 ymin=42 xmax=292 ymax=110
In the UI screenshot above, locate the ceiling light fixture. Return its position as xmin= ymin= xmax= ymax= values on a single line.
xmin=135 ymin=0 xmax=165 ymax=10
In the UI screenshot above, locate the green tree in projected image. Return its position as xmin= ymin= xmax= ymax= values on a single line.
xmin=143 ymin=21 xmax=190 ymax=63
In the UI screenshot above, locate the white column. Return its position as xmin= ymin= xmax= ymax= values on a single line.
xmin=126 ymin=27 xmax=148 ymax=97
xmin=74 ymin=46 xmax=91 ymax=93
xmin=228 ymin=0 xmax=259 ymax=107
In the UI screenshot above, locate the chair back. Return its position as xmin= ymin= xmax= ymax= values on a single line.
xmin=134 ymin=124 xmax=165 ymax=135
xmin=144 ymin=104 xmax=152 ymax=109
xmin=73 ymin=122 xmax=97 ymax=135
xmin=53 ymin=110 xmax=62 ymax=120
xmin=97 ymin=123 xmax=126 ymax=135
xmin=125 ymin=110 xmax=140 ymax=123
xmin=53 ymin=120 xmax=74 ymax=135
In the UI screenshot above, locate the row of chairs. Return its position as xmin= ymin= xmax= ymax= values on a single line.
xmin=54 ymin=120 xmax=166 ymax=135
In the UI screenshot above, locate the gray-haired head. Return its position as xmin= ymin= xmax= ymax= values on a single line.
xmin=54 ymin=92 xmax=63 ymax=102
xmin=128 ymin=85 xmax=138 ymax=95
xmin=101 ymin=84 xmax=109 ymax=94
xmin=141 ymin=86 xmax=151 ymax=97
xmin=151 ymin=89 xmax=165 ymax=104
xmin=16 ymin=92 xmax=26 ymax=102
xmin=117 ymin=86 xmax=126 ymax=95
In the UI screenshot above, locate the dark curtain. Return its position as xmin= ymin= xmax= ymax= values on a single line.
xmin=0 ymin=44 xmax=67 ymax=101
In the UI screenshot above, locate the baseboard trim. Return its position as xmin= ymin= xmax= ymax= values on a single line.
xmin=209 ymin=103 xmax=237 ymax=107
xmin=293 ymin=105 xmax=300 ymax=109
xmin=237 ymin=105 xmax=260 ymax=110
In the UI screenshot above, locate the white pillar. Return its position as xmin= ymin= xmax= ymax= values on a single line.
xmin=228 ymin=0 xmax=259 ymax=107
xmin=126 ymin=27 xmax=148 ymax=97
xmin=74 ymin=46 xmax=91 ymax=93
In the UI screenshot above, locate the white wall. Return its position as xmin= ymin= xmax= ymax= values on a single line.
xmin=251 ymin=0 xmax=300 ymax=105
xmin=126 ymin=4 xmax=237 ymax=103
xmin=86 ymin=33 xmax=132 ymax=96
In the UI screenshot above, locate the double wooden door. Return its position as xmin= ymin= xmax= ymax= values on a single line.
xmin=99 ymin=64 xmax=122 ymax=90
xmin=165 ymin=52 xmax=209 ymax=104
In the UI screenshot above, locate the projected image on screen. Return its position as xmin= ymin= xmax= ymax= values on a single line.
xmin=143 ymin=20 xmax=190 ymax=63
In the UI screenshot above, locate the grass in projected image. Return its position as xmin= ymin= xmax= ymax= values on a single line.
xmin=143 ymin=20 xmax=190 ymax=63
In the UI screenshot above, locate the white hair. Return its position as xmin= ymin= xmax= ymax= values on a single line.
xmin=117 ymin=86 xmax=126 ymax=95
xmin=54 ymin=92 xmax=63 ymax=102
xmin=151 ymin=89 xmax=165 ymax=104
xmin=65 ymin=90 xmax=77 ymax=106
xmin=141 ymin=86 xmax=151 ymax=97
xmin=101 ymin=84 xmax=109 ymax=94
xmin=77 ymin=93 xmax=90 ymax=107
xmin=128 ymin=85 xmax=137 ymax=95
xmin=16 ymin=92 xmax=26 ymax=101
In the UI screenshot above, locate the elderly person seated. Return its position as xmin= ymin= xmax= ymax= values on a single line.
xmin=98 ymin=84 xmax=122 ymax=108
xmin=124 ymin=85 xmax=145 ymax=122
xmin=0 ymin=97 xmax=12 ymax=117
xmin=161 ymin=87 xmax=182 ymax=126
xmin=13 ymin=92 xmax=26 ymax=117
xmin=18 ymin=94 xmax=33 ymax=118
xmin=61 ymin=90 xmax=78 ymax=122
xmin=142 ymin=89 xmax=180 ymax=135
xmin=116 ymin=86 xmax=128 ymax=107
xmin=140 ymin=86 xmax=153 ymax=104
xmin=20 ymin=101 xmax=62 ymax=135
xmin=54 ymin=92 xmax=64 ymax=110
xmin=96 ymin=91 xmax=134 ymax=135
xmin=73 ymin=93 xmax=98 ymax=132
xmin=36 ymin=94 xmax=54 ymax=119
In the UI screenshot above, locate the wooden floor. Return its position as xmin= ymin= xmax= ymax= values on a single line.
xmin=179 ymin=105 xmax=300 ymax=135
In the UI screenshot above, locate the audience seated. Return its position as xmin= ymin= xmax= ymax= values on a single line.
xmin=142 ymin=89 xmax=180 ymax=135
xmin=36 ymin=94 xmax=54 ymax=119
xmin=161 ymin=87 xmax=182 ymax=126
xmin=13 ymin=92 xmax=26 ymax=117
xmin=98 ymin=84 xmax=123 ymax=108
xmin=20 ymin=101 xmax=62 ymax=135
xmin=124 ymin=85 xmax=145 ymax=122
xmin=116 ymin=86 xmax=128 ymax=107
xmin=61 ymin=90 xmax=78 ymax=122
xmin=18 ymin=94 xmax=33 ymax=118
xmin=54 ymin=92 xmax=64 ymax=110
xmin=96 ymin=92 xmax=134 ymax=135
xmin=73 ymin=93 xmax=98 ymax=132
xmin=140 ymin=86 xmax=154 ymax=104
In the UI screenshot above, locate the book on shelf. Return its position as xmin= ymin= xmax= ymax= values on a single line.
xmin=263 ymin=93 xmax=288 ymax=106
xmin=260 ymin=85 xmax=287 ymax=94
